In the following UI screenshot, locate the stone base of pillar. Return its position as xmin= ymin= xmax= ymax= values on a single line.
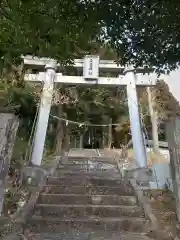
xmin=60 ymin=151 xmax=69 ymax=164
xmin=120 ymin=166 xmax=153 ymax=183
xmin=21 ymin=166 xmax=47 ymax=187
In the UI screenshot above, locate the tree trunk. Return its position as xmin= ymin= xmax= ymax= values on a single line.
xmin=108 ymin=118 xmax=112 ymax=149
xmin=60 ymin=123 xmax=70 ymax=163
xmin=102 ymin=116 xmax=109 ymax=148
xmin=147 ymin=87 xmax=159 ymax=154
xmin=0 ymin=113 xmax=19 ymax=215
xmin=80 ymin=134 xmax=84 ymax=149
xmin=63 ymin=125 xmax=70 ymax=153
xmin=55 ymin=105 xmax=64 ymax=155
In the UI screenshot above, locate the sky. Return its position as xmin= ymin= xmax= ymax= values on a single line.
xmin=160 ymin=68 xmax=180 ymax=103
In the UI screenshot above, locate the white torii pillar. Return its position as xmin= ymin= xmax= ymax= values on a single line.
xmin=24 ymin=55 xmax=156 ymax=167
xmin=30 ymin=60 xmax=57 ymax=166
xmin=125 ymin=67 xmax=147 ymax=168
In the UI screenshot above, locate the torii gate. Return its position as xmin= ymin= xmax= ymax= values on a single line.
xmin=23 ymin=55 xmax=157 ymax=168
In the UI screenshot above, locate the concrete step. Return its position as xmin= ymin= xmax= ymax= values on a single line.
xmin=119 ymin=233 xmax=153 ymax=240
xmin=0 ymin=216 xmax=10 ymax=225
xmin=0 ymin=216 xmax=11 ymax=233
xmin=35 ymin=204 xmax=142 ymax=218
xmin=58 ymin=161 xmax=116 ymax=167
xmin=60 ymin=160 xmax=116 ymax=167
xmin=38 ymin=193 xmax=137 ymax=205
xmin=43 ymin=185 xmax=134 ymax=196
xmin=55 ymin=168 xmax=119 ymax=175
xmin=27 ymin=231 xmax=153 ymax=240
xmin=116 ymin=233 xmax=153 ymax=240
xmin=47 ymin=176 xmax=127 ymax=186
xmin=28 ymin=216 xmax=149 ymax=233
xmin=58 ymin=163 xmax=89 ymax=170
xmin=56 ymin=169 xmax=89 ymax=174
xmin=54 ymin=171 xmax=121 ymax=178
xmin=65 ymin=156 xmax=116 ymax=163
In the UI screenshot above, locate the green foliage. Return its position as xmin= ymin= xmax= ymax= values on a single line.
xmin=5 ymin=84 xmax=38 ymax=139
xmin=153 ymin=80 xmax=180 ymax=119
xmin=1 ymin=1 xmax=180 ymax=72
xmin=60 ymin=85 xmax=128 ymax=126
xmin=50 ymin=84 xmax=130 ymax=148
xmin=98 ymin=0 xmax=180 ymax=72
xmin=0 ymin=0 xmax=100 ymax=69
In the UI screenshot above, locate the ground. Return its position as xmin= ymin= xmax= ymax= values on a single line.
xmin=145 ymin=189 xmax=180 ymax=239
xmin=104 ymin=148 xmax=180 ymax=239
xmin=2 ymin=148 xmax=180 ymax=240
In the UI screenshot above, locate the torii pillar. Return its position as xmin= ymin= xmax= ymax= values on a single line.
xmin=125 ymin=67 xmax=147 ymax=168
xmin=30 ymin=60 xmax=57 ymax=166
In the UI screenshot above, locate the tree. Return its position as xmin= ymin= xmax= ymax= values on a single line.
xmin=1 ymin=1 xmax=180 ymax=72
xmin=0 ymin=0 xmax=100 ymax=70
xmin=153 ymin=80 xmax=180 ymax=119
xmin=147 ymin=87 xmax=160 ymax=154
xmin=49 ymin=83 xmax=130 ymax=150
xmin=98 ymin=0 xmax=180 ymax=72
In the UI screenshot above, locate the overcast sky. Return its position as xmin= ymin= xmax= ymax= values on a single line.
xmin=159 ymin=68 xmax=180 ymax=103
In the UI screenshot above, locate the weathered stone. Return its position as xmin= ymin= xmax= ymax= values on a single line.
xmin=25 ymin=156 xmax=158 ymax=239
xmin=26 ymin=231 xmax=153 ymax=240
xmin=34 ymin=203 xmax=142 ymax=218
xmin=166 ymin=117 xmax=180 ymax=223
xmin=1 ymin=155 xmax=60 ymax=240
xmin=47 ymin=176 xmax=128 ymax=186
xmin=43 ymin=184 xmax=134 ymax=196
xmin=38 ymin=193 xmax=137 ymax=205
xmin=0 ymin=113 xmax=19 ymax=214
xmin=121 ymin=167 xmax=153 ymax=183
xmin=151 ymin=163 xmax=171 ymax=189
xmin=27 ymin=216 xmax=149 ymax=233
xmin=1 ymin=233 xmax=20 ymax=240
xmin=21 ymin=166 xmax=47 ymax=187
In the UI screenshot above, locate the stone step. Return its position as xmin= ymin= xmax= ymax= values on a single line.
xmin=61 ymin=159 xmax=116 ymax=166
xmin=56 ymin=168 xmax=89 ymax=174
xmin=27 ymin=232 xmax=153 ymax=240
xmin=43 ymin=185 xmax=134 ymax=196
xmin=58 ymin=161 xmax=116 ymax=167
xmin=47 ymin=176 xmax=126 ymax=186
xmin=54 ymin=171 xmax=121 ymax=178
xmin=58 ymin=163 xmax=89 ymax=170
xmin=38 ymin=193 xmax=137 ymax=205
xmin=0 ymin=217 xmax=11 ymax=233
xmin=115 ymin=233 xmax=153 ymax=240
xmin=65 ymin=156 xmax=115 ymax=162
xmin=0 ymin=216 xmax=10 ymax=225
xmin=28 ymin=216 xmax=149 ymax=233
xmin=55 ymin=168 xmax=119 ymax=175
xmin=64 ymin=156 xmax=89 ymax=160
xmin=35 ymin=204 xmax=142 ymax=218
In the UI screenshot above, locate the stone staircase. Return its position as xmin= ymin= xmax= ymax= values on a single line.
xmin=26 ymin=156 xmax=155 ymax=240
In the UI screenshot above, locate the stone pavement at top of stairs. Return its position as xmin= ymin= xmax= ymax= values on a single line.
xmin=25 ymin=154 xmax=155 ymax=240
xmin=68 ymin=149 xmax=100 ymax=157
